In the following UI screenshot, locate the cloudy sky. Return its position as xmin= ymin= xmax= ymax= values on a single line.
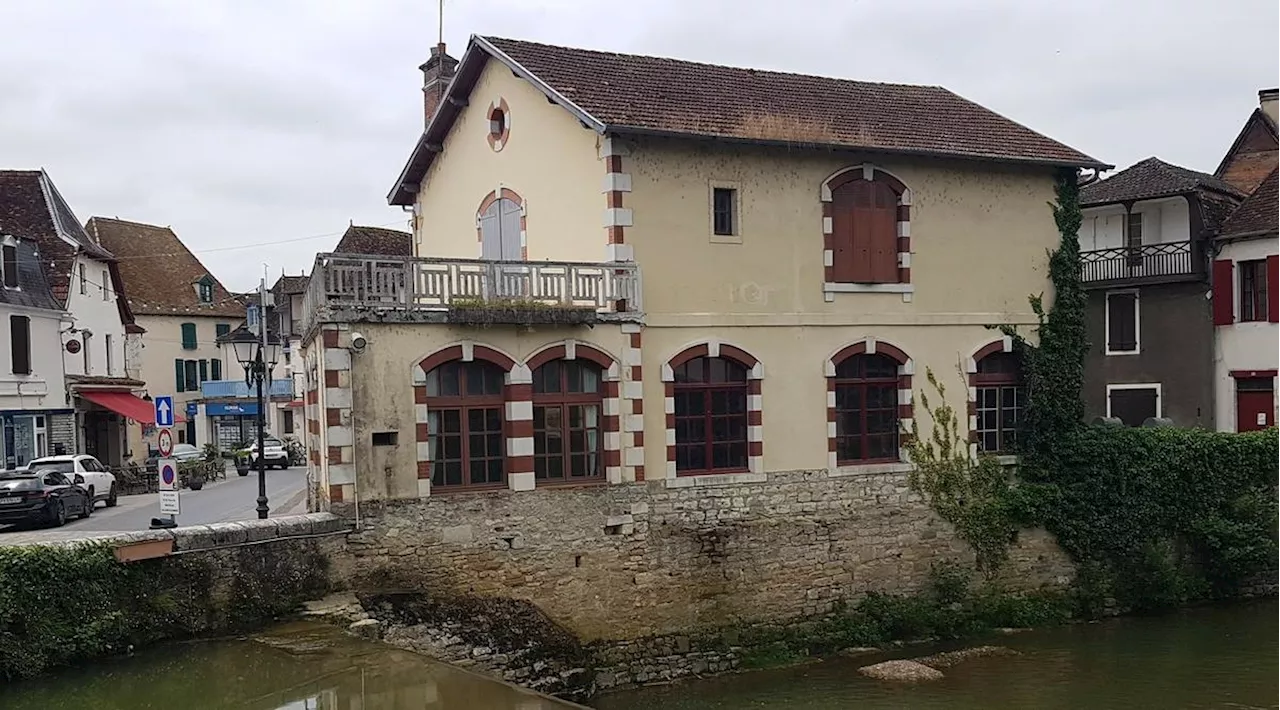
xmin=4 ymin=0 xmax=1276 ymax=291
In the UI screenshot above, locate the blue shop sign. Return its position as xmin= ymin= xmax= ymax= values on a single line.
xmin=205 ymin=402 xmax=259 ymax=417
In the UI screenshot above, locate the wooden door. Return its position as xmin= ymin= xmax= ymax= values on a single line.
xmin=1236 ymin=378 xmax=1274 ymax=432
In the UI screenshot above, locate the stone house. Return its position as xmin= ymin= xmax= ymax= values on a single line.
xmin=88 ymin=217 xmax=241 ymax=454
xmin=298 ymin=37 xmax=1098 ymax=643
xmin=1077 ymin=159 xmax=1244 ymax=427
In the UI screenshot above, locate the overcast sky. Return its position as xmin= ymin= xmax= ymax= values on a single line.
xmin=4 ymin=0 xmax=1276 ymax=291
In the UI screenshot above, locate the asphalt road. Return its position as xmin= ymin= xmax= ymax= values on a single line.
xmin=0 ymin=468 xmax=308 ymax=542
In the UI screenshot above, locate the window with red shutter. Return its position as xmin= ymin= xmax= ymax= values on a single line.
xmin=1268 ymin=255 xmax=1279 ymax=324
xmin=1212 ymin=259 xmax=1235 ymax=326
xmin=831 ymin=178 xmax=900 ymax=284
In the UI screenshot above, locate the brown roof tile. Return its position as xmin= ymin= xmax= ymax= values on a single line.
xmin=1079 ymin=157 xmax=1245 ymax=207
xmin=1219 ymin=168 xmax=1278 ymax=238
xmin=271 ymin=274 xmax=310 ymax=296
xmin=86 ymin=217 xmax=244 ymax=317
xmin=391 ymin=36 xmax=1106 ymax=204
xmin=334 ymin=225 xmax=413 ymax=256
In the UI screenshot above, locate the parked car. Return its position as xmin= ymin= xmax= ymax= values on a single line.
xmin=246 ymin=436 xmax=289 ymax=469
xmin=0 ymin=469 xmax=93 ymax=528
xmin=170 ymin=443 xmax=203 ymax=462
xmin=26 ymin=454 xmax=118 ymax=508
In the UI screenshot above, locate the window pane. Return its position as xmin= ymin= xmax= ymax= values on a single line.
xmin=534 ymin=361 xmax=561 ymax=394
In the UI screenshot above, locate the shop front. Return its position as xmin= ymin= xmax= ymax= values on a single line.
xmin=1 ymin=410 xmax=75 ymax=469
xmin=206 ymin=401 xmax=261 ymax=452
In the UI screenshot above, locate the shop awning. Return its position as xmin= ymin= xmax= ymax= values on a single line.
xmin=79 ymin=390 xmax=187 ymax=424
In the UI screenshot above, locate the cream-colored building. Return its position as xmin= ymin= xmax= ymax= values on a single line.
xmin=302 ymin=36 xmax=1105 ymax=507
xmin=89 ymin=217 xmax=245 ymax=458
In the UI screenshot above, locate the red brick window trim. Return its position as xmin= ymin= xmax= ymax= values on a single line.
xmin=824 ymin=338 xmax=913 ymax=470
xmin=820 ymin=164 xmax=913 ymax=301
xmin=966 ymin=338 xmax=1025 ymax=455
xmin=662 ymin=342 xmax=764 ymax=478
xmin=486 ymin=97 xmax=510 ymax=152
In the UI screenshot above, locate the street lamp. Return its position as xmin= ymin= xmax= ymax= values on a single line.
xmin=227 ymin=327 xmax=282 ymax=519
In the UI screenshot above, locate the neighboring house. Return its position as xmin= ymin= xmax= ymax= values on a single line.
xmin=1213 ymin=170 xmax=1278 ymax=432
xmin=1 ymin=225 xmax=71 ymax=468
xmin=301 ymin=36 xmax=1104 ymax=507
xmin=271 ymin=272 xmax=311 ymax=439
xmin=1077 ymin=158 xmax=1245 ymax=427
xmin=0 ymin=171 xmax=140 ymax=467
xmin=88 ymin=217 xmax=242 ymax=455
xmin=333 ymin=224 xmax=414 ymax=257
xmin=208 ymin=291 xmax=296 ymax=450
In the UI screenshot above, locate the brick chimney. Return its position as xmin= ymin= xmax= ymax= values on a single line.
xmin=1259 ymin=88 xmax=1278 ymax=125
xmin=419 ymin=43 xmax=459 ymax=127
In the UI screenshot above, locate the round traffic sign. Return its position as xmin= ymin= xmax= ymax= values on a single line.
xmin=159 ymin=461 xmax=177 ymax=488
xmin=157 ymin=428 xmax=174 ymax=457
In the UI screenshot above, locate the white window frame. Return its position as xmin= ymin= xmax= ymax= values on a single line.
xmin=79 ymin=263 xmax=87 ymax=295
xmin=1104 ymin=289 xmax=1141 ymax=356
xmin=1105 ymin=382 xmax=1163 ymax=420
xmin=708 ymin=180 xmax=742 ymax=244
xmin=101 ymin=268 xmax=110 ymax=300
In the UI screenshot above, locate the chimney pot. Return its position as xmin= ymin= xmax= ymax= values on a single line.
xmin=421 ymin=43 xmax=458 ymax=128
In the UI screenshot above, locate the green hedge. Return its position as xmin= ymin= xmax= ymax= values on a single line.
xmin=1031 ymin=426 xmax=1278 ymax=612
xmin=0 ymin=541 xmax=330 ymax=681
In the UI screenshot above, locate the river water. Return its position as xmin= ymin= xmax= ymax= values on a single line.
xmin=0 ymin=621 xmax=579 ymax=710
xmin=596 ymin=601 xmax=1278 ymax=710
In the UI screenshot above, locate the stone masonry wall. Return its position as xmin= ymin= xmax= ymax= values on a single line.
xmin=341 ymin=468 xmax=1075 ymax=645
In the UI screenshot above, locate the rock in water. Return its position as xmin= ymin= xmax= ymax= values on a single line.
xmin=857 ymin=660 xmax=944 ymax=682
xmin=348 ymin=619 xmax=381 ymax=640
xmin=913 ymin=645 xmax=1019 ymax=669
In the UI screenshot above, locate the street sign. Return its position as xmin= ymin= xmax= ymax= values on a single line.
xmin=159 ymin=490 xmax=180 ymax=515
xmin=186 ymin=401 xmax=198 ymax=418
xmin=156 ymin=428 xmax=174 ymax=457
xmin=154 ymin=396 xmax=175 ymax=428
xmin=158 ymin=458 xmax=178 ymax=492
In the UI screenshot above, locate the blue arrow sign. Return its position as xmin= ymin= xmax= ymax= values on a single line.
xmin=154 ymin=395 xmax=175 ymax=428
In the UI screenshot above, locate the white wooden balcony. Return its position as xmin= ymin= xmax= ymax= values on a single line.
xmin=301 ymin=254 xmax=642 ymax=332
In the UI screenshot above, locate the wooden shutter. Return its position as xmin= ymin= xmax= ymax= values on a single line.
xmin=181 ymin=322 xmax=197 ymax=349
xmin=1268 ymin=255 xmax=1278 ymax=323
xmin=216 ymin=323 xmax=231 ymax=339
xmin=211 ymin=358 xmax=223 ymax=380
xmin=199 ymin=359 xmax=209 ymax=383
xmin=175 ymin=359 xmax=186 ymax=392
xmin=1212 ymin=259 xmax=1234 ymax=326
xmin=479 ymin=202 xmax=502 ymax=261
xmin=184 ymin=360 xmax=198 ymax=392
xmin=9 ymin=315 xmax=31 ymax=375
xmin=1106 ymin=293 xmax=1138 ymax=351
xmin=2 ymin=244 xmax=17 ymax=289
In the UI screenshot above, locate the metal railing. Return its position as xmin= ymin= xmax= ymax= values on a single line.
xmin=1079 ymin=241 xmax=1197 ymax=284
xmin=302 ymin=253 xmax=642 ymax=331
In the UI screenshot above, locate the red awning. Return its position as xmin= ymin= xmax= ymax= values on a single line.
xmin=79 ymin=390 xmax=187 ymax=424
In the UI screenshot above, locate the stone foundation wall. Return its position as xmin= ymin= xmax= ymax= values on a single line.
xmin=341 ymin=468 xmax=1075 ymax=643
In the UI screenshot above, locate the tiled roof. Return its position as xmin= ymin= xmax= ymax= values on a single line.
xmin=271 ymin=274 xmax=310 ymax=296
xmin=391 ymin=36 xmax=1107 ymax=204
xmin=0 ymin=170 xmax=118 ymax=308
xmin=334 ymin=225 xmax=414 ymax=256
xmin=0 ymin=238 xmax=61 ymax=311
xmin=1220 ymin=168 xmax=1278 ymax=238
xmin=86 ymin=217 xmax=244 ymax=317
xmin=1079 ymin=157 xmax=1245 ymax=207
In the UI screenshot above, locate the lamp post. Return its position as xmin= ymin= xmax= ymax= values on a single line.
xmin=227 ymin=327 xmax=282 ymax=519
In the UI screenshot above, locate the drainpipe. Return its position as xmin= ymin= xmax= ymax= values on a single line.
xmin=348 ymin=338 xmax=362 ymax=531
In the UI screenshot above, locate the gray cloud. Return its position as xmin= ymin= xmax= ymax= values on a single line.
xmin=3 ymin=0 xmax=1275 ymax=291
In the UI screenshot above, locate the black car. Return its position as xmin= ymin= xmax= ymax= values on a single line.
xmin=0 ymin=470 xmax=93 ymax=528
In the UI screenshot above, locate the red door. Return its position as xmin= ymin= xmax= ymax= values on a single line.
xmin=1236 ymin=378 xmax=1275 ymax=432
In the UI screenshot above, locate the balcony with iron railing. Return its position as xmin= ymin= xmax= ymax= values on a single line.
xmin=301 ymin=253 xmax=643 ymax=334
xmin=1078 ymin=241 xmax=1203 ymax=288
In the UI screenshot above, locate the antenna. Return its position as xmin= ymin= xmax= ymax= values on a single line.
xmin=438 ymin=0 xmax=444 ymax=46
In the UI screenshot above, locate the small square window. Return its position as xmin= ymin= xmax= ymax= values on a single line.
xmin=712 ymin=187 xmax=737 ymax=237
xmin=372 ymin=431 xmax=399 ymax=446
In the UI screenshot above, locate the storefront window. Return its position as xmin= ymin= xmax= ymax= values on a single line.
xmin=1 ymin=414 xmax=48 ymax=469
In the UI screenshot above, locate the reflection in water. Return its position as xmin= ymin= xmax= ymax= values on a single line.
xmin=597 ymin=601 xmax=1279 ymax=710
xmin=0 ymin=622 xmax=575 ymax=710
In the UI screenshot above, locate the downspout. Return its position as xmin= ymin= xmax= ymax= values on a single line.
xmin=348 ymin=339 xmax=362 ymax=531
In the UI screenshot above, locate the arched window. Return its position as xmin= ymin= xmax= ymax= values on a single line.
xmin=974 ymin=352 xmax=1024 ymax=453
xmin=423 ymin=360 xmax=506 ymax=488
xmin=673 ymin=356 xmax=748 ymax=473
xmin=834 ymin=354 xmax=901 ymax=463
xmin=532 ymin=359 xmax=603 ymax=482
xmin=826 ymin=169 xmax=906 ymax=284
xmin=478 ymin=198 xmax=522 ymax=263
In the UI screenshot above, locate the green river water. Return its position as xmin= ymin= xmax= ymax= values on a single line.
xmin=598 ymin=601 xmax=1278 ymax=710
xmin=0 ymin=602 xmax=1273 ymax=709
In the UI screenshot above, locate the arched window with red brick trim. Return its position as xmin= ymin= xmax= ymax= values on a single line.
xmin=423 ymin=360 xmax=506 ymax=488
xmin=673 ymin=356 xmax=749 ymax=473
xmin=833 ymin=353 xmax=901 ymax=463
xmin=826 ymin=169 xmax=909 ymax=285
xmin=532 ymin=359 xmax=604 ymax=482
xmin=973 ymin=351 xmax=1024 ymax=454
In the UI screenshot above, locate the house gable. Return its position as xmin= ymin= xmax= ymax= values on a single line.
xmin=1215 ymin=109 xmax=1279 ymax=194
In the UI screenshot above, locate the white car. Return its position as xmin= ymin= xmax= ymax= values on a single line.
xmin=25 ymin=454 xmax=118 ymax=508
xmin=247 ymin=436 xmax=289 ymax=469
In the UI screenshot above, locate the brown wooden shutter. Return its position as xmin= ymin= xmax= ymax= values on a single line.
xmin=1107 ymin=293 xmax=1137 ymax=351
xmin=9 ymin=315 xmax=31 ymax=375
xmin=1268 ymin=255 xmax=1278 ymax=323
xmin=1212 ymin=259 xmax=1235 ymax=326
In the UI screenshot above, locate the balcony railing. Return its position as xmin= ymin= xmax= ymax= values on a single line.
xmin=302 ymin=254 xmax=642 ymax=332
xmin=1079 ymin=241 xmax=1200 ymax=285
xmin=201 ymin=379 xmax=294 ymax=398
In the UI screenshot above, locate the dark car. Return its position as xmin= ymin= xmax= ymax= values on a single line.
xmin=0 ymin=470 xmax=93 ymax=528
